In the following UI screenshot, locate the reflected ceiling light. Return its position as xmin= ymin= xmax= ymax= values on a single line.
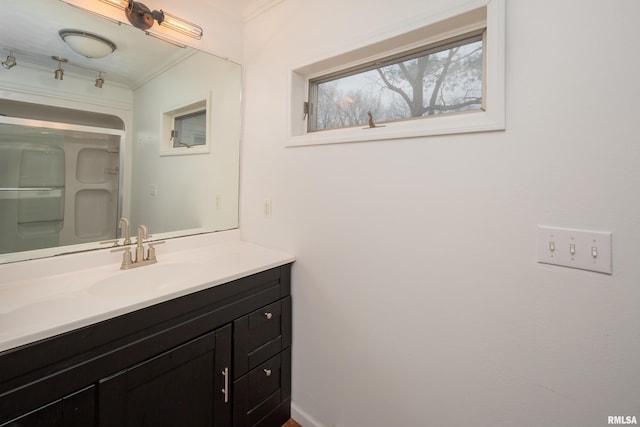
xmin=99 ymin=0 xmax=129 ymax=11
xmin=53 ymin=56 xmax=67 ymax=80
xmin=95 ymin=73 xmax=105 ymax=88
xmin=2 ymin=52 xmax=16 ymax=70
xmin=144 ymin=31 xmax=186 ymax=49
xmin=59 ymin=29 xmax=117 ymax=59
xmin=98 ymin=0 xmax=203 ymax=39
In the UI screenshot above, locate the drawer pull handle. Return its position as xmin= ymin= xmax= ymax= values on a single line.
xmin=221 ymin=367 xmax=229 ymax=403
xmin=264 ymin=312 xmax=273 ymax=320
xmin=264 ymin=368 xmax=272 ymax=377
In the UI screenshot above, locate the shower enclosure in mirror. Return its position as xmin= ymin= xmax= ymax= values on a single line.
xmin=0 ymin=121 xmax=123 ymax=256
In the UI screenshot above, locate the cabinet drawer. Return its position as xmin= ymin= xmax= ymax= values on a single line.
xmin=248 ymin=354 xmax=281 ymax=409
xmin=234 ymin=296 xmax=291 ymax=379
xmin=249 ymin=300 xmax=282 ymax=350
xmin=233 ymin=348 xmax=291 ymax=427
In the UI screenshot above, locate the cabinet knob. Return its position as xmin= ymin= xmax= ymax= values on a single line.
xmin=264 ymin=312 xmax=273 ymax=320
xmin=264 ymin=369 xmax=272 ymax=377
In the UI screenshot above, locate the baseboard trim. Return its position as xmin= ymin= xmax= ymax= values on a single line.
xmin=291 ymin=401 xmax=326 ymax=427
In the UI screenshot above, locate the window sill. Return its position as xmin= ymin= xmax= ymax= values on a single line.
xmin=286 ymin=109 xmax=504 ymax=148
xmin=159 ymin=146 xmax=210 ymax=156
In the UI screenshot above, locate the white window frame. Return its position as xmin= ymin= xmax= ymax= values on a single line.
xmin=287 ymin=0 xmax=505 ymax=147
xmin=160 ymin=93 xmax=211 ymax=156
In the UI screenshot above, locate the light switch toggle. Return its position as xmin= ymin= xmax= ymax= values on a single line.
xmin=537 ymin=226 xmax=612 ymax=274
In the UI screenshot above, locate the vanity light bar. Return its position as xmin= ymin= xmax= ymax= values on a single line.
xmin=156 ymin=11 xmax=203 ymax=40
xmin=97 ymin=0 xmax=203 ymax=40
xmin=99 ymin=0 xmax=129 ymax=10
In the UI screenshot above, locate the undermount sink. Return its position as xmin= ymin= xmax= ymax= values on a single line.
xmin=85 ymin=262 xmax=207 ymax=299
xmin=0 ymin=260 xmax=210 ymax=332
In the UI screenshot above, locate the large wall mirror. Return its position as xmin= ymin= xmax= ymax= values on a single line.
xmin=0 ymin=0 xmax=241 ymax=263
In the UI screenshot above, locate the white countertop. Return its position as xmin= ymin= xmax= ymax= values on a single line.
xmin=0 ymin=231 xmax=294 ymax=353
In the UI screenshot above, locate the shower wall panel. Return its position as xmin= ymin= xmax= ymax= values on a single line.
xmin=0 ymin=123 xmax=121 ymax=255
xmin=59 ymin=138 xmax=120 ymax=246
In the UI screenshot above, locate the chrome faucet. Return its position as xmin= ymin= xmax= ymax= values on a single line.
xmin=111 ymin=224 xmax=165 ymax=270
xmin=118 ymin=218 xmax=132 ymax=245
xmin=100 ymin=217 xmax=132 ymax=248
xmin=135 ymin=224 xmax=148 ymax=263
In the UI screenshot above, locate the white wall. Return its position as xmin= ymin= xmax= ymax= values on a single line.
xmin=131 ymin=51 xmax=241 ymax=234
xmin=149 ymin=0 xmax=244 ymax=62
xmin=240 ymin=1 xmax=640 ymax=426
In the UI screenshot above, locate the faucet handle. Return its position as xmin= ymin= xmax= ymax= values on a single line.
xmin=100 ymin=239 xmax=120 ymax=247
xmin=111 ymin=246 xmax=134 ymax=269
xmin=147 ymin=240 xmax=166 ymax=261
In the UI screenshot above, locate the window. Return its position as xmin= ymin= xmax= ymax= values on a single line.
xmin=161 ymin=96 xmax=210 ymax=156
xmin=288 ymin=0 xmax=505 ymax=147
xmin=172 ymin=110 xmax=207 ymax=148
xmin=309 ymin=32 xmax=484 ymax=132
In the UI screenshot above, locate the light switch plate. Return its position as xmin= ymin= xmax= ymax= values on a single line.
xmin=537 ymin=226 xmax=612 ymax=274
xmin=263 ymin=199 xmax=272 ymax=219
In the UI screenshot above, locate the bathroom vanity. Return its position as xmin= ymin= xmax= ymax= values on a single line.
xmin=0 ymin=233 xmax=294 ymax=427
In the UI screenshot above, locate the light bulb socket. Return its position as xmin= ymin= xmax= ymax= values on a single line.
xmin=100 ymin=0 xmax=203 ymax=41
xmin=2 ymin=54 xmax=16 ymax=70
xmin=126 ymin=1 xmax=155 ymax=30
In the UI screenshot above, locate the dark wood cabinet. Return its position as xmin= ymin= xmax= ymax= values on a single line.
xmin=233 ymin=296 xmax=292 ymax=427
xmin=0 ymin=400 xmax=63 ymax=427
xmin=98 ymin=326 xmax=231 ymax=427
xmin=0 ymin=264 xmax=292 ymax=427
xmin=233 ymin=349 xmax=291 ymax=427
xmin=0 ymin=386 xmax=95 ymax=427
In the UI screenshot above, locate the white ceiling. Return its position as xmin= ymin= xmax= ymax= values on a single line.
xmin=0 ymin=0 xmax=282 ymax=88
xmin=238 ymin=0 xmax=284 ymax=21
xmin=0 ymin=0 xmax=283 ymax=88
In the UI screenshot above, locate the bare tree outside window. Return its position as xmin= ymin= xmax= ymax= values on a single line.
xmin=309 ymin=33 xmax=484 ymax=132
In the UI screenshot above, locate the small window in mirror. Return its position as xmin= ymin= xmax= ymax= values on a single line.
xmin=161 ymin=96 xmax=210 ymax=155
xmin=172 ymin=110 xmax=206 ymax=148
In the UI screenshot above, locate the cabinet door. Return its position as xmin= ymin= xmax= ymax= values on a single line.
xmin=0 ymin=385 xmax=95 ymax=427
xmin=0 ymin=401 xmax=61 ymax=427
xmin=98 ymin=325 xmax=232 ymax=427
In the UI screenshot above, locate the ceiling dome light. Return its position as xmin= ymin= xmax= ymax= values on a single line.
xmin=59 ymin=29 xmax=117 ymax=59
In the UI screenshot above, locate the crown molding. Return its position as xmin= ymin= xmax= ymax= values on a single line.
xmin=242 ymin=0 xmax=285 ymax=22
